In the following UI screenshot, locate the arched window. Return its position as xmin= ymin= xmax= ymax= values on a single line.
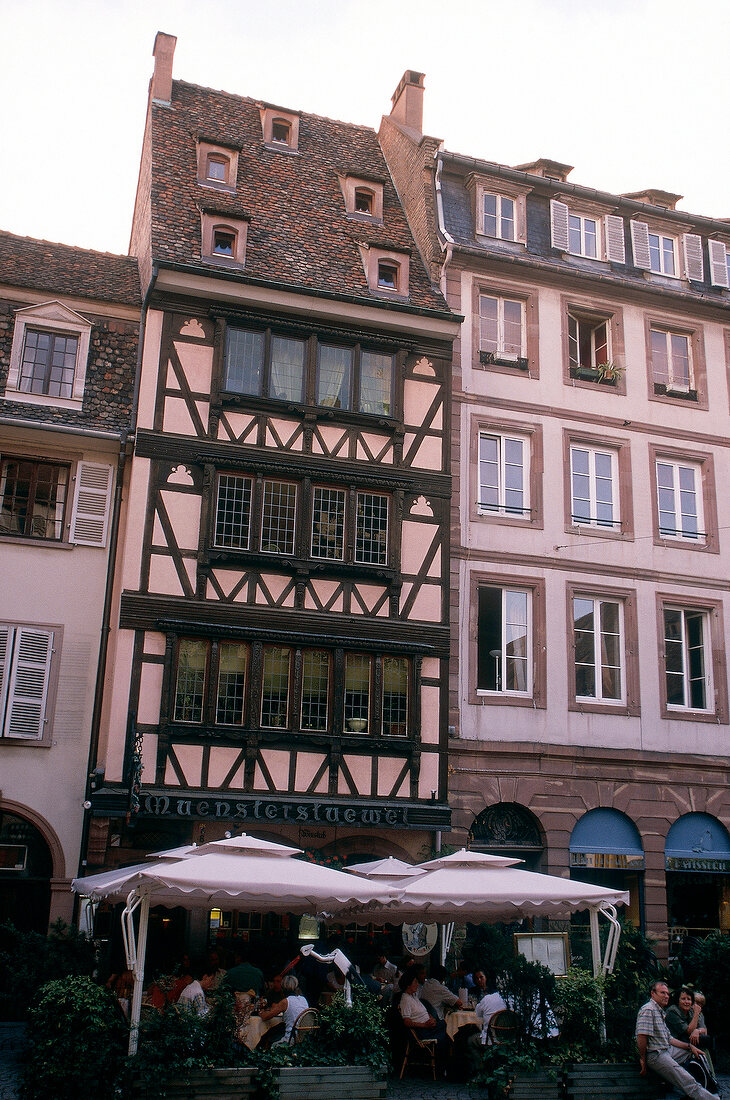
xmin=213 ymin=228 xmax=236 ymax=256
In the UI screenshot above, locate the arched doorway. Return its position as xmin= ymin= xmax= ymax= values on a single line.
xmin=569 ymin=808 xmax=644 ymax=928
xmin=0 ymin=810 xmax=53 ymax=932
xmin=665 ymin=813 xmax=730 ymax=940
xmin=468 ymin=802 xmax=544 ymax=870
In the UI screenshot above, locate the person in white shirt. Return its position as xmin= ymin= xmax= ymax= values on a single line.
xmin=178 ymin=974 xmax=210 ymax=1017
xmin=421 ymin=964 xmax=463 ymax=1020
xmin=473 ymin=970 xmax=507 ymax=1043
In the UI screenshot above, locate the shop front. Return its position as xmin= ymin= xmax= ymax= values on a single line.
xmin=665 ymin=812 xmax=730 ymax=957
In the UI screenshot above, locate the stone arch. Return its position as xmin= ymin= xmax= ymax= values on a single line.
xmin=0 ymin=798 xmax=65 ymax=878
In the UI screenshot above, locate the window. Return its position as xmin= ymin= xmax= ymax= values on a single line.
xmin=568 ymin=314 xmax=609 ymax=373
xmin=223 ymin=325 xmax=394 ymax=417
xmin=215 ymin=472 xmax=390 ymax=566
xmin=573 ymin=596 xmax=624 ymax=703
xmin=0 ymin=458 xmax=68 ymax=540
xmin=709 ymin=240 xmax=730 ymax=287
xmin=171 ymin=638 xmax=413 ymax=736
xmin=477 ymin=586 xmax=531 ymax=695
xmin=271 ymin=119 xmax=291 ymax=144
xmin=569 ymin=213 xmax=598 ymax=258
xmin=655 ymin=459 xmax=703 ymax=541
xmin=201 ymin=214 xmax=248 ymax=266
xmin=377 ymin=261 xmax=399 ymax=291
xmin=479 ymin=294 xmax=525 ymax=362
xmin=648 ymin=232 xmax=677 ymax=276
xmin=570 ymin=445 xmax=618 ymax=529
xmin=0 ymin=624 xmax=56 ymax=741
xmin=663 ymin=607 xmax=710 ymax=711
xmin=630 ymin=222 xmax=707 ymax=279
xmin=354 ymin=189 xmax=374 ymax=215
xmin=7 ymin=302 xmax=91 ymax=409
xmin=650 ymin=328 xmax=692 ymax=394
xmin=260 ymin=107 xmax=300 ymax=151
xmin=478 ymin=432 xmax=528 ymax=516
xmin=213 ymin=230 xmax=235 ymax=256
xmin=482 ymin=193 xmax=515 ymax=240
xmin=206 ymin=154 xmax=228 ymax=183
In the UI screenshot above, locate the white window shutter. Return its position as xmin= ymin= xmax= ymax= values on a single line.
xmin=708 ymin=240 xmax=730 ymax=287
xmin=70 ymin=462 xmax=114 ymax=547
xmin=683 ymin=234 xmax=704 ymax=282
xmin=4 ymin=628 xmax=53 ymax=740
xmin=550 ymin=200 xmax=570 ymax=251
xmin=604 ymin=215 xmax=626 ymax=263
xmin=0 ymin=626 xmax=11 ymax=731
xmin=630 ymin=220 xmax=652 ymax=269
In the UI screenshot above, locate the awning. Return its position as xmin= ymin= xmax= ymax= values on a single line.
xmin=665 ymin=813 xmax=730 ymax=873
xmin=570 ymin=808 xmax=644 ymax=870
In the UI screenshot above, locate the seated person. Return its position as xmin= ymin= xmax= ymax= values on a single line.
xmin=636 ymin=980 xmax=718 ymax=1100
xmin=178 ymin=964 xmax=210 ymax=1017
xmin=258 ymin=974 xmax=308 ymax=1047
xmin=449 ymin=960 xmax=476 ymax=996
xmin=421 ymin=964 xmax=463 ymax=1020
xmin=223 ymin=945 xmax=264 ymax=997
xmin=372 ymin=951 xmax=398 ymax=985
xmin=473 ymin=971 xmax=507 ymax=1043
xmin=666 ymin=987 xmax=715 ymax=1078
xmin=398 ymin=971 xmax=448 ymax=1050
xmin=199 ymin=948 xmax=227 ymax=994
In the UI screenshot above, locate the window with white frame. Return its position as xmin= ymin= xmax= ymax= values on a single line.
xmin=569 ymin=213 xmax=598 ymax=258
xmin=478 ymin=432 xmax=529 ymax=516
xmin=650 ymin=328 xmax=692 ymax=393
xmin=568 ymin=313 xmax=610 ymax=373
xmin=0 ymin=624 xmax=55 ymax=740
xmin=663 ymin=606 xmax=711 ymax=711
xmin=656 ymin=459 xmax=704 ymax=541
xmin=648 ymin=232 xmax=677 ymax=276
xmin=573 ymin=596 xmax=624 ymax=703
xmin=6 ymin=302 xmax=92 ymax=409
xmin=477 ymin=585 xmax=531 ymax=694
xmin=479 ymin=293 xmax=525 ymax=362
xmin=570 ymin=445 xmax=618 ymax=529
xmin=482 ymin=193 xmax=515 ymax=240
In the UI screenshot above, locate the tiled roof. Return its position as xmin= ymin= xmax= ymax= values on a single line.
xmin=148 ymin=80 xmax=448 ymax=314
xmin=0 ymin=231 xmax=141 ymax=306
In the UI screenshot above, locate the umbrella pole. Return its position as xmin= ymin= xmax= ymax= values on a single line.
xmin=122 ymin=888 xmax=151 ymax=1056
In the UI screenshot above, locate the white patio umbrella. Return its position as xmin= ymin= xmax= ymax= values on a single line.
xmin=345 ymin=856 xmax=424 ymax=878
xmin=72 ymin=833 xmax=401 ymax=1054
xmin=339 ymin=849 xmax=629 ymax=978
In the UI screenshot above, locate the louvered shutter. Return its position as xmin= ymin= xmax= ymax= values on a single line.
xmin=630 ymin=221 xmax=652 ymax=269
xmin=4 ymin=628 xmax=53 ymax=740
xmin=0 ymin=627 xmax=11 ymax=733
xmin=70 ymin=462 xmax=114 ymax=547
xmin=683 ymin=234 xmax=704 ymax=282
xmin=550 ymin=200 xmax=570 ymax=251
xmin=708 ymin=240 xmax=730 ymax=287
xmin=604 ymin=215 xmax=626 ymax=263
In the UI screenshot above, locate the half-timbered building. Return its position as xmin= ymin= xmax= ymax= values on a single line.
xmin=87 ymin=36 xmax=459 ymax=919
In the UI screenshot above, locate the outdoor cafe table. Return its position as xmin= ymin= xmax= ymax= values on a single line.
xmin=445 ymin=1009 xmax=480 ymax=1039
xmin=238 ymin=1013 xmax=281 ymax=1049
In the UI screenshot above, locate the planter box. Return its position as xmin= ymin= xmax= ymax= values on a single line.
xmin=273 ymin=1065 xmax=386 ymax=1099
xmin=134 ymin=1067 xmax=257 ymax=1099
xmin=565 ymin=1062 xmax=664 ymax=1099
xmin=508 ymin=1069 xmax=562 ymax=1098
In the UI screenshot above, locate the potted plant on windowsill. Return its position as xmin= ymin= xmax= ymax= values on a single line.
xmin=569 ymin=361 xmax=623 ymax=385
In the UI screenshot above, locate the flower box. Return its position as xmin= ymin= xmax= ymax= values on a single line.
xmin=134 ymin=1066 xmax=258 ymax=1099
xmin=273 ymin=1064 xmax=386 ymax=1099
xmin=507 ymin=1068 xmax=563 ymax=1098
xmin=564 ymin=1062 xmax=663 ymax=1099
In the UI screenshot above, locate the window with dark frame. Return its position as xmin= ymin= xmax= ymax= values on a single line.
xmin=19 ymin=329 xmax=78 ymax=398
xmin=223 ymin=325 xmax=393 ymax=417
xmin=171 ymin=638 xmax=412 ymax=737
xmin=0 ymin=457 xmax=69 ymax=540
xmin=377 ymin=261 xmax=399 ymax=291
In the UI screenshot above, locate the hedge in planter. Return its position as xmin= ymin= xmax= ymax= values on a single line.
xmin=22 ymin=975 xmax=127 ymax=1100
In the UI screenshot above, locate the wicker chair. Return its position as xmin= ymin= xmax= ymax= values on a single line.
xmin=289 ymin=1007 xmax=320 ymax=1044
xmin=488 ymin=1007 xmax=521 ymax=1045
xmin=399 ymin=1027 xmax=438 ymax=1079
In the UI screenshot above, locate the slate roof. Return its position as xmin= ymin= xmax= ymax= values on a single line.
xmin=0 ymin=231 xmax=141 ymax=307
xmin=148 ymin=80 xmax=448 ymax=314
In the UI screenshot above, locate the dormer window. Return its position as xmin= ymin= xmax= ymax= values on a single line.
xmin=355 ymin=189 xmax=374 ymax=215
xmin=377 ymin=261 xmax=399 ymax=291
xmin=213 ymin=230 xmax=235 ymax=256
xmin=206 ymin=155 xmax=228 ymax=183
xmin=260 ymin=106 xmax=300 ymax=151
xmin=196 ymin=141 xmax=239 ymax=192
xmin=271 ymin=119 xmax=291 ymax=144
xmin=5 ymin=301 xmax=92 ymax=410
xmin=201 ymin=212 xmax=249 ymax=267
xmin=468 ymin=175 xmax=527 ymax=245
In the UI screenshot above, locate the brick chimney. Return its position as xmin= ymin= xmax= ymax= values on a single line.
xmin=390 ymin=70 xmax=425 ymax=134
xmin=151 ymin=31 xmax=177 ymax=105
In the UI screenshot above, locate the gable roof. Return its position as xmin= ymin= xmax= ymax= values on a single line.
xmin=147 ymin=80 xmax=448 ymax=314
xmin=0 ymin=231 xmax=141 ymax=307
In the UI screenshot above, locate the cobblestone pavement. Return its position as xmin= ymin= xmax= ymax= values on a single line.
xmin=0 ymin=1025 xmax=24 ymax=1100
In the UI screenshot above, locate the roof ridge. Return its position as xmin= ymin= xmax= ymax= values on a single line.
xmin=0 ymin=228 xmax=136 ymax=264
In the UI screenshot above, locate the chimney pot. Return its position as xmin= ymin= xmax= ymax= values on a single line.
xmin=152 ymin=31 xmax=177 ymax=105
xmin=390 ymin=70 xmax=425 ymax=134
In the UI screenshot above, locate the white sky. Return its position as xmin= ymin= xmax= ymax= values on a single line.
xmin=2 ymin=0 xmax=728 ymax=256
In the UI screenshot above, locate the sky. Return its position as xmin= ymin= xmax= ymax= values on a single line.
xmin=1 ymin=0 xmax=728 ymax=257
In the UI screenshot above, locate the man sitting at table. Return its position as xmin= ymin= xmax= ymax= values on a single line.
xmin=223 ymin=944 xmax=264 ymax=997
xmin=421 ymin=964 xmax=464 ymax=1020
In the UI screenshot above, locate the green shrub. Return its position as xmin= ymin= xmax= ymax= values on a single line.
xmin=685 ymin=931 xmax=730 ymax=1059
xmin=550 ymin=967 xmax=604 ymax=1062
xmin=603 ymin=922 xmax=662 ymax=1053
xmin=0 ymin=920 xmax=95 ymax=1020
xmin=21 ymin=975 xmax=127 ymax=1100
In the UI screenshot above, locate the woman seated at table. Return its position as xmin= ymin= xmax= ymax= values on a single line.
xmin=398 ymin=971 xmax=448 ymax=1047
xmin=258 ymin=974 xmax=308 ymax=1047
